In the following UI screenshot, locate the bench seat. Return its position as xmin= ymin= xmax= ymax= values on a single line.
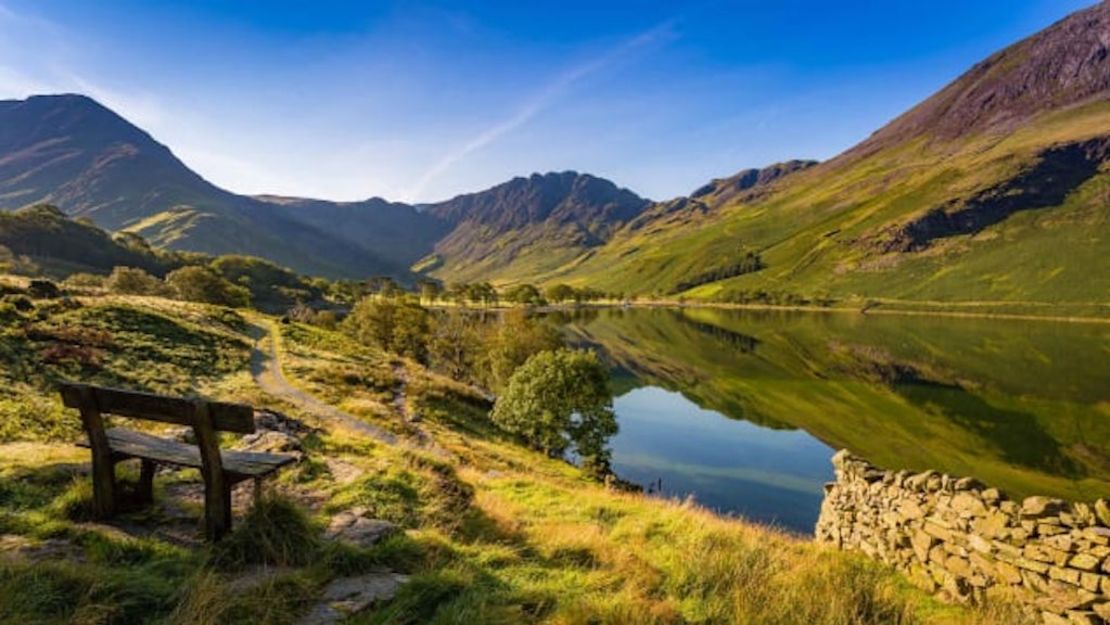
xmin=79 ymin=427 xmax=295 ymax=481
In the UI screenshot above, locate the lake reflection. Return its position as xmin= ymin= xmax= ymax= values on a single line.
xmin=556 ymin=307 xmax=1110 ymax=533
xmin=611 ymin=386 xmax=833 ymax=532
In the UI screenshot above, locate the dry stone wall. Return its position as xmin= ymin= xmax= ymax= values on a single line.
xmin=816 ymin=450 xmax=1110 ymax=624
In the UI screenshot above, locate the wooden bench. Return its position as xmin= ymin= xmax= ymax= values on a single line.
xmin=60 ymin=383 xmax=296 ymax=540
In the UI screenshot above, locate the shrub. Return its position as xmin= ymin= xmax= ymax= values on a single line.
xmin=105 ymin=266 xmax=167 ymax=296
xmin=165 ymin=266 xmax=250 ymax=307
xmin=62 ymin=273 xmax=106 ymax=289
xmin=342 ymin=297 xmax=431 ymax=362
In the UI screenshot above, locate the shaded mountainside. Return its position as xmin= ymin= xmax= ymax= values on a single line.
xmin=0 ymin=204 xmax=166 ymax=275
xmin=551 ymin=2 xmax=1110 ymax=305
xmin=0 ymin=94 xmax=408 ymax=279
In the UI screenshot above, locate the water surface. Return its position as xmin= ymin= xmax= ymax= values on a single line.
xmin=555 ymin=307 xmax=1110 ymax=533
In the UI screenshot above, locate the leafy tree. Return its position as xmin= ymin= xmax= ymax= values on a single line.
xmin=544 ymin=283 xmax=576 ymax=304
xmin=428 ymin=309 xmax=482 ymax=381
xmin=106 ymin=266 xmax=167 ymax=296
xmin=480 ymin=308 xmax=563 ymax=392
xmin=504 ymin=283 xmax=544 ymax=306
xmin=342 ymin=297 xmax=431 ymax=362
xmin=465 ymin=282 xmax=498 ymax=306
xmin=364 ymin=276 xmax=402 ymax=298
xmin=166 ymin=266 xmax=251 ymax=307
xmin=491 ymin=349 xmax=617 ymax=475
xmin=419 ymin=280 xmax=443 ymax=304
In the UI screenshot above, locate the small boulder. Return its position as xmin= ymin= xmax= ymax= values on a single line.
xmin=327 ymin=509 xmax=399 ymax=548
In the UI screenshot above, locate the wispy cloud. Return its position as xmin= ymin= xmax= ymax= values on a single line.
xmin=405 ymin=21 xmax=677 ymax=201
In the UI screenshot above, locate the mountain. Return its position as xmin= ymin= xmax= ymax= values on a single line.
xmin=0 ymin=95 xmax=649 ymax=284
xmin=416 ymin=171 xmax=650 ymax=283
xmin=547 ymin=2 xmax=1110 ymax=307
xmin=0 ymin=94 xmax=405 ymax=279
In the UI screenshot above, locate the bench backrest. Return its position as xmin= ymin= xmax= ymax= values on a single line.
xmin=60 ymin=384 xmax=255 ymax=434
xmin=60 ymin=383 xmax=256 ymax=540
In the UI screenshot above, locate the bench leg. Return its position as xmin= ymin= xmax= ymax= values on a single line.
xmin=90 ymin=456 xmax=117 ymax=519
xmin=204 ymin=480 xmax=234 ymax=541
xmin=253 ymin=477 xmax=263 ymax=505
xmin=136 ymin=459 xmax=156 ymax=505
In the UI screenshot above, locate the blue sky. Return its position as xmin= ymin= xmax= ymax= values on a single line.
xmin=0 ymin=1 xmax=1094 ymax=202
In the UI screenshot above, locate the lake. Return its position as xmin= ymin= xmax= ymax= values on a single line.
xmin=553 ymin=307 xmax=1110 ymax=534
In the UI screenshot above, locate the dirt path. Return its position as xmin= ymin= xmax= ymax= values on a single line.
xmin=249 ymin=323 xmax=397 ymax=445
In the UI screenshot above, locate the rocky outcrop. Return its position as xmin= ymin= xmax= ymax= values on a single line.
xmin=817 ymin=451 xmax=1110 ymax=624
xmin=873 ymin=136 xmax=1110 ymax=252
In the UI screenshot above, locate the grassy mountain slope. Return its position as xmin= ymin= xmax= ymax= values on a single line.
xmin=0 ymin=94 xmax=405 ymax=279
xmin=550 ymin=3 xmax=1110 ymax=308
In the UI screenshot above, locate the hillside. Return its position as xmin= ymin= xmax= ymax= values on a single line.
xmin=0 ymin=286 xmax=1017 ymax=624
xmin=0 ymin=204 xmax=167 ymax=276
xmin=545 ymin=2 xmax=1110 ymax=308
xmin=0 ymin=94 xmax=404 ymax=279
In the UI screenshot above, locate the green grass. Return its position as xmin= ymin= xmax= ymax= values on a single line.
xmin=0 ymin=291 xmax=1029 ymax=624
xmin=527 ymin=102 xmax=1110 ymax=314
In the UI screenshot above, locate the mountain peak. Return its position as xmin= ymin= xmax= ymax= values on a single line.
xmin=849 ymin=1 xmax=1110 ymax=157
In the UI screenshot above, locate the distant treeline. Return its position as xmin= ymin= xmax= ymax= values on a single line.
xmin=672 ymin=252 xmax=764 ymax=293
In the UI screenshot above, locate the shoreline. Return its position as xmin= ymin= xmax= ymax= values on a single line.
xmin=425 ymin=299 xmax=1110 ymax=325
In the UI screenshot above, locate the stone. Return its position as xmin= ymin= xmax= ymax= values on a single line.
xmin=1024 ymin=497 xmax=1067 ymax=519
xmin=236 ymin=430 xmax=304 ymax=457
xmin=1083 ymin=526 xmax=1110 ymax=546
xmin=1065 ymin=611 xmax=1100 ymax=625
xmin=996 ymin=560 xmax=1023 ymax=584
xmin=1069 ymin=553 xmax=1101 ymax=571
xmin=1093 ymin=499 xmax=1110 ymax=527
xmin=1079 ymin=572 xmax=1102 ymax=593
xmin=1042 ymin=612 xmax=1069 ymax=625
xmin=981 ymin=488 xmax=1002 ymax=503
xmin=1093 ymin=602 xmax=1110 ymax=621
xmin=327 ymin=511 xmax=399 ymax=549
xmin=298 ymin=571 xmax=409 ymax=625
xmin=911 ymin=531 xmax=935 ymax=562
xmin=967 ymin=534 xmax=992 ymax=554
xmin=951 ymin=493 xmax=987 ymax=517
xmin=1049 ymin=566 xmax=1082 ymax=586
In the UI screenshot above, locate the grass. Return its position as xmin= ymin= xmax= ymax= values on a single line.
xmin=520 ymin=102 xmax=1110 ymax=315
xmin=0 ymin=288 xmax=1031 ymax=624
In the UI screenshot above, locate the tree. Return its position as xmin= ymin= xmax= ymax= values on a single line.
xmin=504 ymin=283 xmax=544 ymax=306
xmin=106 ymin=266 xmax=167 ymax=296
xmin=342 ymin=297 xmax=431 ymax=362
xmin=480 ymin=308 xmax=564 ymax=392
xmin=544 ymin=283 xmax=576 ymax=304
xmin=465 ymin=282 xmax=498 ymax=306
xmin=428 ymin=309 xmax=482 ymax=381
xmin=166 ymin=266 xmax=251 ymax=307
xmin=419 ymin=280 xmax=443 ymax=304
xmin=491 ymin=349 xmax=617 ymax=475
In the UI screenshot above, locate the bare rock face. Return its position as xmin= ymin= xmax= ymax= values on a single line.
xmin=846 ymin=2 xmax=1110 ymax=159
xmin=298 ymin=570 xmax=409 ymax=625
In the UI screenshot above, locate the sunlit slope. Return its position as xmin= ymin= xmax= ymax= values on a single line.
xmin=553 ymin=2 xmax=1110 ymax=305
xmin=555 ymin=102 xmax=1110 ymax=304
